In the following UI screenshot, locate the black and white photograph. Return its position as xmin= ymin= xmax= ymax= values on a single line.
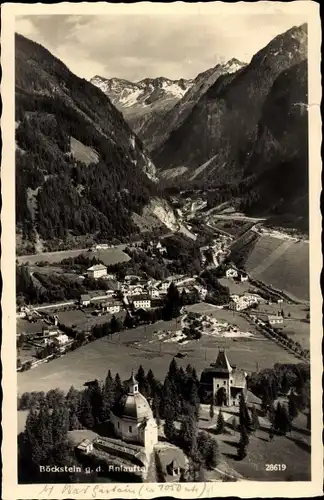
xmin=1 ymin=1 xmax=322 ymax=497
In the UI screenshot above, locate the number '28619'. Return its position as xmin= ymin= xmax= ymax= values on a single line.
xmin=265 ymin=464 xmax=287 ymax=471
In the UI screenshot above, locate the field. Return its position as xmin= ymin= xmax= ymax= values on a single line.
xmin=255 ymin=303 xmax=310 ymax=349
xmin=199 ymin=403 xmax=310 ymax=481
xmin=219 ymin=277 xmax=256 ymax=295
xmin=58 ymin=309 xmax=126 ymax=333
xmin=17 ymin=247 xmax=130 ymax=266
xmin=70 ymin=136 xmax=99 ymax=165
xmin=234 ymin=232 xmax=309 ymax=302
xmin=18 ymin=303 xmax=300 ymax=395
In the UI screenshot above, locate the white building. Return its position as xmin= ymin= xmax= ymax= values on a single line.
xmin=226 ymin=268 xmax=239 ymax=278
xmin=102 ymin=301 xmax=121 ymax=314
xmin=229 ymin=294 xmax=259 ymax=311
xmin=80 ymin=294 xmax=91 ymax=306
xmin=131 ymin=296 xmax=151 ymax=310
xmin=267 ymin=315 xmax=284 ymax=326
xmin=148 ymin=287 xmax=160 ymax=299
xmin=193 ymin=285 xmax=208 ymax=300
xmin=87 ymin=264 xmax=107 ymax=279
xmin=77 ymin=439 xmax=93 ymax=454
xmin=53 ymin=334 xmax=70 ymax=346
xmin=110 ymin=373 xmax=158 ymax=451
xmin=41 ymin=326 xmax=59 ymax=338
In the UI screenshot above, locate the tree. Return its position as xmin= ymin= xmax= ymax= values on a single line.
xmin=164 ymin=415 xmax=177 ymax=443
xmin=179 ymin=408 xmax=198 ymax=454
xmin=102 ymin=370 xmax=115 ymax=421
xmin=114 ymin=373 xmax=123 ymax=404
xmin=216 ymin=409 xmax=225 ymax=434
xmin=288 ymin=394 xmax=299 ymax=421
xmin=250 ymin=405 xmax=260 ymax=433
xmin=110 ymin=315 xmax=122 ymax=334
xmin=281 ymin=372 xmax=290 ymax=395
xmin=162 ymin=282 xmax=181 ymax=320
xmin=209 ymin=401 xmax=214 ymax=420
xmin=239 ymin=393 xmax=252 ymax=433
xmin=79 ymin=391 xmax=94 ymax=429
xmin=237 ymin=425 xmax=249 ymax=460
xmin=274 ymin=402 xmax=291 ymax=435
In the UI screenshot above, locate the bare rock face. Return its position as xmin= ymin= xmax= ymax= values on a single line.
xmin=90 ymin=75 xmax=194 ymax=148
xmin=152 ymin=24 xmax=308 ymax=228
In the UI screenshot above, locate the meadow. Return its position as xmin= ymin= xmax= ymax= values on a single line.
xmin=243 ymin=235 xmax=309 ymax=303
xmin=18 ymin=304 xmax=299 ymax=395
xmin=17 ymin=247 xmax=130 ymax=266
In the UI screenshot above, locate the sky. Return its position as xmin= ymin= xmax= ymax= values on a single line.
xmin=15 ymin=10 xmax=307 ymax=82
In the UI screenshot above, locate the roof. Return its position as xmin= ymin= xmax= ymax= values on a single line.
xmin=87 ymin=264 xmax=107 ymax=271
xmin=112 ymin=392 xmax=153 ymax=421
xmin=211 ymin=350 xmax=232 ymax=373
xmin=78 ymin=439 xmax=92 ymax=448
xmin=80 ymin=294 xmax=91 ymax=301
xmin=111 ymin=372 xmax=153 ymax=422
xmin=157 ymin=447 xmax=187 ymax=473
xmin=268 ymin=314 xmax=283 ymax=321
xmin=130 ymin=295 xmax=151 ymax=302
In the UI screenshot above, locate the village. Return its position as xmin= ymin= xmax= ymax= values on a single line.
xmin=16 ymin=231 xmax=310 ymax=372
xmin=16 ymin=229 xmax=311 ymax=483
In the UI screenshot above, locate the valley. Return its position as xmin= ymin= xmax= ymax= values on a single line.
xmin=14 ymin=17 xmax=311 ymax=486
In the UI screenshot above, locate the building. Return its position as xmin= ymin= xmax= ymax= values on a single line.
xmin=110 ymin=373 xmax=158 ymax=451
xmin=80 ymin=294 xmax=91 ymax=306
xmin=267 ymin=315 xmax=284 ymax=326
xmin=102 ymin=301 xmax=121 ymax=315
xmin=240 ymin=273 xmax=249 ymax=282
xmin=229 ymin=294 xmax=259 ymax=311
xmin=148 ymin=287 xmax=160 ymax=299
xmin=53 ymin=334 xmax=70 ymax=346
xmin=226 ymin=268 xmax=239 ymax=279
xmin=87 ymin=264 xmax=107 ymax=279
xmin=77 ymin=439 xmax=94 ymax=454
xmin=193 ymin=285 xmax=208 ymax=300
xmin=130 ymin=295 xmax=151 ymax=310
xmin=41 ymin=326 xmax=59 ymax=338
xmin=200 ymin=350 xmax=247 ymax=406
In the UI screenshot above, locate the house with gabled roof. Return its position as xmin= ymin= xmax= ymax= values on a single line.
xmin=200 ymin=350 xmax=247 ymax=406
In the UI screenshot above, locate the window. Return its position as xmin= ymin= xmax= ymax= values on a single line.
xmin=117 ymin=422 xmax=120 ymax=429
xmin=224 ymin=381 xmax=226 ymax=385
xmin=230 ymin=380 xmax=233 ymax=384
xmin=129 ymin=426 xmax=132 ymax=433
xmin=217 ymin=384 xmax=219 ymax=388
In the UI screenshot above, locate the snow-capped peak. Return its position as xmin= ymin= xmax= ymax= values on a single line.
xmin=90 ymin=75 xmax=194 ymax=110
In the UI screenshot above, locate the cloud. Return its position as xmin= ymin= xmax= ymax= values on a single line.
xmin=15 ymin=11 xmax=307 ymax=81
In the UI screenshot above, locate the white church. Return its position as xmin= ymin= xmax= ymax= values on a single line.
xmin=110 ymin=373 xmax=158 ymax=451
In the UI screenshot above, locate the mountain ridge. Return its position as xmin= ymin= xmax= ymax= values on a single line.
xmin=15 ymin=33 xmax=174 ymax=253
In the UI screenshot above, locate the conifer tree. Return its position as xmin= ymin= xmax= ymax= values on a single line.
xmin=79 ymin=391 xmax=94 ymax=429
xmin=209 ymin=401 xmax=214 ymax=420
xmin=102 ymin=370 xmax=115 ymax=421
xmin=251 ymin=405 xmax=260 ymax=433
xmin=216 ymin=409 xmax=225 ymax=434
xmin=288 ymin=394 xmax=299 ymax=421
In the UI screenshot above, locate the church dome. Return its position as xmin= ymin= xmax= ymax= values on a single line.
xmin=112 ymin=373 xmax=153 ymax=422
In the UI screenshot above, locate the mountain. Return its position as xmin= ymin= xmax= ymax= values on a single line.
xmin=148 ymin=58 xmax=246 ymax=152
xmin=15 ymin=34 xmax=176 ymax=254
xmin=153 ymin=24 xmax=308 ymax=229
xmin=90 ymin=75 xmax=193 ymax=147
